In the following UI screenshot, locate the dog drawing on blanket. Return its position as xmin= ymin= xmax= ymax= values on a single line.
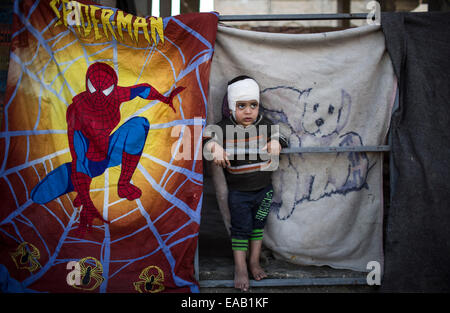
xmin=261 ymin=86 xmax=370 ymax=220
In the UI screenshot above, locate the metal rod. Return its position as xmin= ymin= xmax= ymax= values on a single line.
xmin=281 ymin=145 xmax=391 ymax=154
xmin=200 ymin=277 xmax=368 ymax=288
xmin=218 ymin=13 xmax=368 ymax=22
xmin=224 ymin=145 xmax=390 ymax=155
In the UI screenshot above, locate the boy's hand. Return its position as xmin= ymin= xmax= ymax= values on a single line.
xmin=262 ymin=139 xmax=282 ymax=156
xmin=207 ymin=141 xmax=231 ymax=168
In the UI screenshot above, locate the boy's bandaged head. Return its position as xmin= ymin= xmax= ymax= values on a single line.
xmin=227 ymin=78 xmax=260 ymax=118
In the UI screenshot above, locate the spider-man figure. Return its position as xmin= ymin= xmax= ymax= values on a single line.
xmin=31 ymin=62 xmax=185 ymax=236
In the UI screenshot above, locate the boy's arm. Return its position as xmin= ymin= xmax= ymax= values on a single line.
xmin=268 ymin=124 xmax=289 ymax=149
xmin=261 ymin=115 xmax=289 ymax=148
xmin=274 ymin=133 xmax=289 ymax=148
xmin=261 ymin=117 xmax=288 ymax=155
xmin=262 ymin=139 xmax=282 ymax=155
xmin=205 ymin=140 xmax=230 ymax=168
xmin=203 ymin=121 xmax=230 ymax=168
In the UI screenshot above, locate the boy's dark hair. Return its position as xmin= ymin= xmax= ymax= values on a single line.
xmin=227 ymin=75 xmax=254 ymax=86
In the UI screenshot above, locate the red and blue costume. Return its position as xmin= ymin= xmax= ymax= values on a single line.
xmin=31 ymin=62 xmax=185 ymax=236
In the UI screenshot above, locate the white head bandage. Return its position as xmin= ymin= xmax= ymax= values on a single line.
xmin=227 ymin=78 xmax=260 ymax=118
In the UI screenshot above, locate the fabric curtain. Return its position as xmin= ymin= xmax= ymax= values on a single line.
xmin=381 ymin=12 xmax=450 ymax=292
xmin=0 ymin=0 xmax=217 ymax=293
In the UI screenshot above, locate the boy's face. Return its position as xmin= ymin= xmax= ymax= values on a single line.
xmin=234 ymin=100 xmax=259 ymax=127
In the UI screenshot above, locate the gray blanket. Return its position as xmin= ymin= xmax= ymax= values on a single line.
xmin=208 ymin=24 xmax=396 ymax=272
xmin=381 ymin=12 xmax=450 ymax=292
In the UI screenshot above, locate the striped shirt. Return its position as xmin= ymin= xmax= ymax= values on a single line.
xmin=207 ymin=115 xmax=288 ymax=191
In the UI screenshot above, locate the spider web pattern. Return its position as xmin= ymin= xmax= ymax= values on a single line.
xmin=0 ymin=0 xmax=216 ymax=293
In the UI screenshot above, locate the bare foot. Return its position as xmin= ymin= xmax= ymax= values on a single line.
xmin=234 ymin=265 xmax=249 ymax=292
xmin=249 ymin=262 xmax=267 ymax=281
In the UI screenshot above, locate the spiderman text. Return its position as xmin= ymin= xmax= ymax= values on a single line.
xmin=50 ymin=0 xmax=164 ymax=45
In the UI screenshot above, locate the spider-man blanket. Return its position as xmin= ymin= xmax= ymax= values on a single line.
xmin=0 ymin=0 xmax=217 ymax=293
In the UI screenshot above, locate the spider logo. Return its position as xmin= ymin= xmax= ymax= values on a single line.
xmin=72 ymin=256 xmax=104 ymax=291
xmin=133 ymin=265 xmax=165 ymax=293
xmin=10 ymin=242 xmax=42 ymax=273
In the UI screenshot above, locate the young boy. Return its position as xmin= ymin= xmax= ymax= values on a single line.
xmin=205 ymin=76 xmax=288 ymax=291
